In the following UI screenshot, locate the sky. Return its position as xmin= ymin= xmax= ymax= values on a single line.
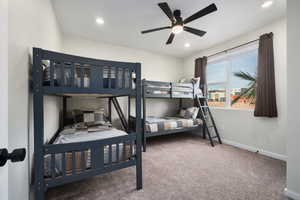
xmin=207 ymin=49 xmax=258 ymax=90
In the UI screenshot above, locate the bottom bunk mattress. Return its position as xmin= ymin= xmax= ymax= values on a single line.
xmin=145 ymin=117 xmax=203 ymax=133
xmin=44 ymin=127 xmax=133 ymax=177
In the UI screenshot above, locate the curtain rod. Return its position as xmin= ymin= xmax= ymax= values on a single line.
xmin=207 ymin=38 xmax=259 ymax=58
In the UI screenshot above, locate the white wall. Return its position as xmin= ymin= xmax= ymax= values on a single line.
xmin=286 ymin=0 xmax=300 ymax=199
xmin=8 ymin=0 xmax=62 ymax=199
xmin=61 ymin=36 xmax=184 ymax=121
xmin=0 ymin=0 xmax=8 ymax=199
xmin=183 ymin=19 xmax=287 ymax=159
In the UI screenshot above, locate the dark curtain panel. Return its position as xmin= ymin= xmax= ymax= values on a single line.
xmin=254 ymin=32 xmax=278 ymax=117
xmin=195 ymin=56 xmax=208 ymax=96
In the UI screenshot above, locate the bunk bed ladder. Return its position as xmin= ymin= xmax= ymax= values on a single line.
xmin=111 ymin=97 xmax=129 ymax=132
xmin=196 ymin=95 xmax=222 ymax=147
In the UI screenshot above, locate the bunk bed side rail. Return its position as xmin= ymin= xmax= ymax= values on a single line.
xmin=145 ymin=126 xmax=202 ymax=137
xmin=142 ymin=79 xmax=197 ymax=99
xmin=40 ymin=48 xmax=136 ymax=68
xmin=32 ymin=48 xmax=138 ymax=95
xmin=43 ymin=133 xmax=137 ymax=189
xmin=143 ymin=79 xmax=171 ymax=98
xmin=172 ymin=82 xmax=194 ymax=88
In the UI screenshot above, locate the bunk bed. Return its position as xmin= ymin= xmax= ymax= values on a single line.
xmin=138 ymin=79 xmax=222 ymax=150
xmin=139 ymin=79 xmax=205 ymax=151
xmin=32 ymin=48 xmax=142 ymax=200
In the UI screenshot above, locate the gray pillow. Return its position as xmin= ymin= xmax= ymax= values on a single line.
xmin=187 ymin=107 xmax=199 ymax=119
xmin=179 ymin=107 xmax=199 ymax=119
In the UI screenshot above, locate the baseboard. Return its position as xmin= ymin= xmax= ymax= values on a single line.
xmin=285 ymin=188 xmax=300 ymax=200
xmin=222 ymin=139 xmax=287 ymax=161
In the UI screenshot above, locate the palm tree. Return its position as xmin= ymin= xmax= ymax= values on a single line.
xmin=231 ymin=71 xmax=257 ymax=105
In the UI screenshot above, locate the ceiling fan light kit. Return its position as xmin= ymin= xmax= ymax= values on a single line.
xmin=172 ymin=25 xmax=183 ymax=34
xmin=141 ymin=2 xmax=218 ymax=45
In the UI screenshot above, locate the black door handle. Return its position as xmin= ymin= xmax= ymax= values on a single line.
xmin=0 ymin=148 xmax=26 ymax=167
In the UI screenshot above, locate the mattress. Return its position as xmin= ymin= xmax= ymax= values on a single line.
xmin=145 ymin=117 xmax=203 ymax=133
xmin=44 ymin=127 xmax=133 ymax=177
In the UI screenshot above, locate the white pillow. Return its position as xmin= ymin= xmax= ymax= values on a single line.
xmin=83 ymin=113 xmax=95 ymax=123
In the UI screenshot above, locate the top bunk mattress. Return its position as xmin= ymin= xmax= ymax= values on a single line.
xmin=145 ymin=117 xmax=203 ymax=133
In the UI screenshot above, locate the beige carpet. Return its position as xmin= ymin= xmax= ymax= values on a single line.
xmin=46 ymin=134 xmax=287 ymax=200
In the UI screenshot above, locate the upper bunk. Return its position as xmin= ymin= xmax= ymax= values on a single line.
xmin=32 ymin=48 xmax=141 ymax=97
xmin=143 ymin=79 xmax=205 ymax=99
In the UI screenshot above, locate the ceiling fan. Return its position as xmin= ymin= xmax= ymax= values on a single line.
xmin=141 ymin=2 xmax=218 ymax=45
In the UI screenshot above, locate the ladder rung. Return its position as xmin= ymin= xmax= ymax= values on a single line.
xmin=212 ymin=136 xmax=219 ymax=139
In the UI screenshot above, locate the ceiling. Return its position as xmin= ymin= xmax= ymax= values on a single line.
xmin=52 ymin=0 xmax=286 ymax=58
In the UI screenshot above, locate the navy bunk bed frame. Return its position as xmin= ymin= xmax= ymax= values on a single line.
xmin=32 ymin=48 xmax=143 ymax=200
xmin=141 ymin=79 xmax=205 ymax=151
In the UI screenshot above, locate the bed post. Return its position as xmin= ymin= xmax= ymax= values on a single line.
xmin=108 ymin=97 xmax=112 ymax=123
xmin=142 ymin=79 xmax=146 ymax=152
xmin=128 ymin=96 xmax=131 ymax=132
xmin=135 ymin=63 xmax=143 ymax=190
xmin=179 ymin=98 xmax=182 ymax=110
xmin=33 ymin=48 xmax=45 ymax=200
xmin=62 ymin=96 xmax=67 ymax=127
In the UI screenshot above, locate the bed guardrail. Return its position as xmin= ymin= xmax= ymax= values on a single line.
xmin=43 ymin=134 xmax=137 ymax=189
xmin=33 ymin=48 xmax=137 ymax=95
xmin=143 ymin=79 xmax=199 ymax=99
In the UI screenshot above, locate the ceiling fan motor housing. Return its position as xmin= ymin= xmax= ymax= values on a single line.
xmin=173 ymin=10 xmax=183 ymax=25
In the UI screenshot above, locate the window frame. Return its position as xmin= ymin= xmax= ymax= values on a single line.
xmin=207 ymin=43 xmax=259 ymax=110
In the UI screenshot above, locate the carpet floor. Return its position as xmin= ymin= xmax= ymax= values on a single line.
xmin=46 ymin=134 xmax=287 ymax=200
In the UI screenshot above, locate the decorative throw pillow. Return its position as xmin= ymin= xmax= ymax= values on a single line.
xmin=83 ymin=112 xmax=95 ymax=123
xmin=179 ymin=107 xmax=199 ymax=119
xmin=94 ymin=109 xmax=106 ymax=123
xmin=191 ymin=77 xmax=200 ymax=85
xmin=179 ymin=109 xmax=186 ymax=118
xmin=185 ymin=107 xmax=199 ymax=119
xmin=72 ymin=109 xmax=108 ymax=125
xmin=72 ymin=110 xmax=84 ymax=123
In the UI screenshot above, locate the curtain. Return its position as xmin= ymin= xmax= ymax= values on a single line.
xmin=254 ymin=32 xmax=278 ymax=117
xmin=195 ymin=56 xmax=208 ymax=97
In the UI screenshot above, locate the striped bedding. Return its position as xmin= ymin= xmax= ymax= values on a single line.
xmin=145 ymin=117 xmax=203 ymax=133
xmin=44 ymin=127 xmax=133 ymax=177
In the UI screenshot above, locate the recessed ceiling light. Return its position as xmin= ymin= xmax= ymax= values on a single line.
xmin=184 ymin=43 xmax=191 ymax=48
xmin=96 ymin=17 xmax=104 ymax=25
xmin=261 ymin=0 xmax=273 ymax=8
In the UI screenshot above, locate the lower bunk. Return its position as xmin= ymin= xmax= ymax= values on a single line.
xmin=36 ymin=125 xmax=142 ymax=198
xmin=130 ymin=115 xmax=203 ymax=151
xmin=145 ymin=116 xmax=203 ymax=136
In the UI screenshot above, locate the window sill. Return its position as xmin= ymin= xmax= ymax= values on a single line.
xmin=209 ymin=107 xmax=254 ymax=112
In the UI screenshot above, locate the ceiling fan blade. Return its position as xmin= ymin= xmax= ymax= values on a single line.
xmin=141 ymin=26 xmax=171 ymax=34
xmin=184 ymin=26 xmax=206 ymax=37
xmin=166 ymin=33 xmax=175 ymax=45
xmin=183 ymin=3 xmax=217 ymax=24
xmin=158 ymin=2 xmax=175 ymax=23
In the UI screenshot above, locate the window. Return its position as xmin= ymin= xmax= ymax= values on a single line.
xmin=207 ymin=44 xmax=258 ymax=110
